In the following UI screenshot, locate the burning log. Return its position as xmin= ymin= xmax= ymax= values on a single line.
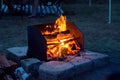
xmin=47 ymin=36 xmax=81 ymax=59
xmin=47 ymin=37 xmax=80 ymax=45
xmin=42 ymin=30 xmax=70 ymax=37
xmin=71 ymin=44 xmax=77 ymax=50
xmin=47 ymin=37 xmax=80 ymax=56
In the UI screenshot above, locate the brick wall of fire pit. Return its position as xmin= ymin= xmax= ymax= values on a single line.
xmin=6 ymin=15 xmax=109 ymax=80
xmin=20 ymin=50 xmax=109 ymax=80
xmin=6 ymin=47 xmax=109 ymax=80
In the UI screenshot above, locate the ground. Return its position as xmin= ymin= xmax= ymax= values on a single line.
xmin=75 ymin=63 xmax=120 ymax=80
xmin=0 ymin=3 xmax=120 ymax=80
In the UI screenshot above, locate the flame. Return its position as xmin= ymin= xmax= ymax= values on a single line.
xmin=41 ymin=15 xmax=80 ymax=59
xmin=54 ymin=15 xmax=67 ymax=31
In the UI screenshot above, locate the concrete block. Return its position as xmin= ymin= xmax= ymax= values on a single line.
xmin=21 ymin=58 xmax=42 ymax=73
xmin=69 ymin=56 xmax=92 ymax=75
xmin=84 ymin=51 xmax=109 ymax=68
xmin=6 ymin=46 xmax=28 ymax=63
xmin=39 ymin=61 xmax=75 ymax=80
xmin=38 ymin=51 xmax=109 ymax=80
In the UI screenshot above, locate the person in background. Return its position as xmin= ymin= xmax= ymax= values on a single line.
xmin=29 ymin=0 xmax=57 ymax=17
xmin=23 ymin=0 xmax=41 ymax=17
xmin=28 ymin=0 xmax=39 ymax=17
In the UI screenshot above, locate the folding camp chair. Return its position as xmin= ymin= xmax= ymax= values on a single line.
xmin=39 ymin=0 xmax=63 ymax=15
xmin=0 ymin=0 xmax=29 ymax=18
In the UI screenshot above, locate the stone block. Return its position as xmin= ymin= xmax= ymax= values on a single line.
xmin=6 ymin=46 xmax=28 ymax=63
xmin=84 ymin=51 xmax=109 ymax=68
xmin=69 ymin=56 xmax=92 ymax=75
xmin=21 ymin=58 xmax=42 ymax=73
xmin=38 ymin=51 xmax=109 ymax=80
xmin=39 ymin=61 xmax=75 ymax=80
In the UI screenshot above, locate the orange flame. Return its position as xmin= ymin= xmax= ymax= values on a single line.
xmin=42 ymin=15 xmax=80 ymax=59
xmin=54 ymin=15 xmax=67 ymax=31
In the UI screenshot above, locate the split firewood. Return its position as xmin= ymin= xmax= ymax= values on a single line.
xmin=0 ymin=53 xmax=18 ymax=73
xmin=4 ymin=75 xmax=14 ymax=80
xmin=42 ymin=30 xmax=70 ymax=37
xmin=0 ymin=53 xmax=11 ymax=68
xmin=0 ymin=69 xmax=5 ymax=79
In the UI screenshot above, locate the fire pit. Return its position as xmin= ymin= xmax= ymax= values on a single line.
xmin=6 ymin=15 xmax=109 ymax=80
xmin=27 ymin=15 xmax=84 ymax=61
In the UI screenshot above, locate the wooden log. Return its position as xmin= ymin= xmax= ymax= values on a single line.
xmin=42 ymin=30 xmax=70 ymax=37
xmin=4 ymin=75 xmax=14 ymax=80
xmin=47 ymin=37 xmax=80 ymax=45
xmin=0 ymin=69 xmax=5 ymax=79
xmin=8 ymin=60 xmax=18 ymax=69
xmin=6 ymin=60 xmax=18 ymax=74
xmin=0 ymin=53 xmax=11 ymax=68
xmin=0 ymin=53 xmax=18 ymax=73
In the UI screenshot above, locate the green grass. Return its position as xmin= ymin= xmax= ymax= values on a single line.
xmin=0 ymin=3 xmax=120 ymax=58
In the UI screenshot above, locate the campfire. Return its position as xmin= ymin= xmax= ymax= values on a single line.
xmin=27 ymin=15 xmax=84 ymax=61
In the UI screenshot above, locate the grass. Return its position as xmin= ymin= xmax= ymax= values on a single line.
xmin=0 ymin=3 xmax=120 ymax=58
